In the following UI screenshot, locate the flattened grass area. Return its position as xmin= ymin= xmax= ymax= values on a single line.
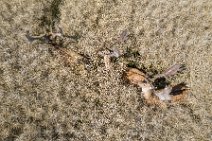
xmin=0 ymin=0 xmax=211 ymax=140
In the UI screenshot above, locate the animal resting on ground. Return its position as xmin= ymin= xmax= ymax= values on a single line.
xmin=124 ymin=64 xmax=190 ymax=107
xmin=26 ymin=30 xmax=189 ymax=107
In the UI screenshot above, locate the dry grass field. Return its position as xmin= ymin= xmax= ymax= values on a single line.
xmin=0 ymin=0 xmax=211 ymax=140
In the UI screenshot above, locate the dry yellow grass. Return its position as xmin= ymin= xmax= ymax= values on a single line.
xmin=0 ymin=0 xmax=211 ymax=140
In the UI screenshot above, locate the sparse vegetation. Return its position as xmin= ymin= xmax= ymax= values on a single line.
xmin=0 ymin=0 xmax=211 ymax=141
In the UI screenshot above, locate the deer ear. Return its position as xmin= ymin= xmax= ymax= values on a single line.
xmin=162 ymin=64 xmax=186 ymax=77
